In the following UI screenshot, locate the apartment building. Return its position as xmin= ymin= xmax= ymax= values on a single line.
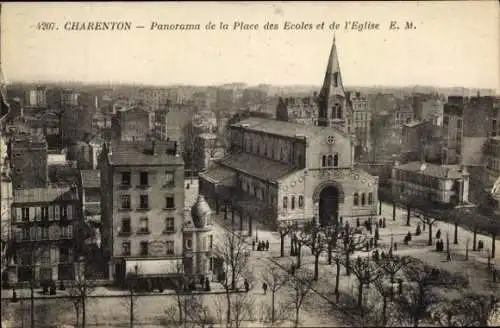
xmin=99 ymin=140 xmax=188 ymax=286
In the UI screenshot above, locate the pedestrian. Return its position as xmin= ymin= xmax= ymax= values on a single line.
xmin=244 ymin=279 xmax=249 ymax=293
xmin=252 ymin=240 xmax=255 ymax=251
xmin=262 ymin=282 xmax=268 ymax=295
xmin=265 ymin=240 xmax=270 ymax=251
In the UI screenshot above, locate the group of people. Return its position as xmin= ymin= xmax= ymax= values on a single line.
xmin=253 ymin=239 xmax=270 ymax=251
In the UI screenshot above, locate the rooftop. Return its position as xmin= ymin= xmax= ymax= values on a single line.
xmin=395 ymin=162 xmax=465 ymax=179
xmin=107 ymin=141 xmax=183 ymax=166
xmin=403 ymin=120 xmax=427 ymax=128
xmin=14 ymin=186 xmax=78 ymax=204
xmin=231 ymin=117 xmax=348 ymax=139
xmin=217 ymin=152 xmax=294 ymax=181
xmin=81 ymin=170 xmax=100 ymax=189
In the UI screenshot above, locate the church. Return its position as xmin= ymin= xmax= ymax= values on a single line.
xmin=199 ymin=38 xmax=379 ymax=230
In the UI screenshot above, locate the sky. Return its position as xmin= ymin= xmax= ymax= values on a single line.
xmin=1 ymin=1 xmax=499 ymax=91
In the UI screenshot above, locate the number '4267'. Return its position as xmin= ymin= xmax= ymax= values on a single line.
xmin=36 ymin=22 xmax=56 ymax=30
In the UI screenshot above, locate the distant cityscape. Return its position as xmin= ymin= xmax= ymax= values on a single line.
xmin=1 ymin=37 xmax=499 ymax=328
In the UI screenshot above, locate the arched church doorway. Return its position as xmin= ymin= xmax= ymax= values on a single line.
xmin=319 ymin=186 xmax=341 ymax=226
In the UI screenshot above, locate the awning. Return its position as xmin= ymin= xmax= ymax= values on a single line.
xmin=125 ymin=259 xmax=183 ymax=276
xmin=199 ymin=165 xmax=236 ymax=187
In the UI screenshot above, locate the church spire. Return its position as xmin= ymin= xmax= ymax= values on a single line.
xmin=320 ymin=35 xmax=345 ymax=99
xmin=317 ymin=36 xmax=346 ymax=127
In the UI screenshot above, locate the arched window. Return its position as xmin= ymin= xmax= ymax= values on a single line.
xmin=368 ymin=192 xmax=373 ymax=205
xmin=283 ymin=196 xmax=288 ymax=210
xmin=353 ymin=193 xmax=359 ymax=206
xmin=333 ymin=154 xmax=339 ymax=167
xmin=322 ymin=155 xmax=327 ymax=167
xmin=298 ymin=195 xmax=304 ymax=208
xmin=361 ymin=193 xmax=366 ymax=206
xmin=291 ymin=196 xmax=296 ymax=210
xmin=327 ymin=155 xmax=333 ymax=167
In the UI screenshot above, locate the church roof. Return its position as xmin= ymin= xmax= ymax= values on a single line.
xmin=218 ymin=152 xmax=294 ymax=181
xmin=231 ymin=117 xmax=349 ymax=139
xmin=395 ymin=162 xmax=465 ymax=179
xmin=319 ymin=36 xmax=346 ymax=100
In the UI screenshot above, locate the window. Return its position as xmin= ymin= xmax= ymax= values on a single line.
xmin=140 ymin=241 xmax=149 ymax=256
xmin=165 ymin=217 xmax=175 ymax=232
xmin=185 ymin=238 xmax=193 ymax=250
xmin=120 ymin=195 xmax=131 ymax=209
xmin=139 ymin=195 xmax=149 ymax=209
xmin=368 ymin=192 xmax=373 ymax=205
xmin=457 ymin=119 xmax=463 ymax=129
xmin=209 ymin=235 xmax=213 ymax=249
xmin=353 ymin=193 xmax=359 ymax=206
xmin=22 ymin=207 xmax=29 ymax=221
xmin=60 ymin=206 xmax=68 ymax=220
xmin=121 ymin=172 xmax=131 ymax=186
xmin=166 ymin=241 xmax=174 ymax=255
xmin=138 ymin=217 xmax=149 ymax=234
xmin=164 ymin=172 xmax=175 ymax=186
xmin=121 ymin=218 xmax=131 ymax=235
xmin=283 ymin=196 xmax=288 ymax=210
xmin=333 ymin=154 xmax=339 ymax=167
xmin=291 ymin=196 xmax=296 ymax=210
xmin=322 ymin=155 xmax=326 ymax=167
xmin=298 ymin=196 xmax=304 ymax=208
xmin=41 ymin=207 xmax=49 ymax=221
xmin=165 ymin=196 xmax=175 ymax=209
xmin=327 ymin=155 xmax=333 ymax=167
xmin=59 ymin=247 xmax=71 ymax=263
xmin=139 ymin=171 xmax=149 ymax=186
xmin=122 ymin=242 xmax=131 ymax=256
xmin=361 ymin=193 xmax=366 ymax=206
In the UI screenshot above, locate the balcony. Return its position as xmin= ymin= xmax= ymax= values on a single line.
xmin=118 ymin=184 xmax=132 ymax=190
xmin=118 ymin=206 xmax=132 ymax=213
xmin=118 ymin=230 xmax=132 ymax=237
xmin=136 ymin=184 xmax=151 ymax=190
xmin=162 ymin=228 xmax=176 ymax=235
xmin=136 ymin=207 xmax=150 ymax=212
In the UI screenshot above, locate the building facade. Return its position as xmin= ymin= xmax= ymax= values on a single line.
xmin=391 ymin=161 xmax=470 ymax=206
xmin=10 ymin=134 xmax=48 ymax=190
xmin=200 ymin=117 xmax=378 ymax=229
xmin=349 ymin=91 xmax=372 ymax=158
xmin=7 ymin=186 xmax=80 ymax=285
xmin=100 ymin=140 xmax=198 ymax=286
xmin=111 ymin=107 xmax=152 ymax=142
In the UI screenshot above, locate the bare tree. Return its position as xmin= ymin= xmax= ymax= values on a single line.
xmin=379 ymin=255 xmax=414 ymax=283
xmin=349 ymin=256 xmax=384 ymax=309
xmin=430 ymin=293 xmax=500 ymax=327
xmin=260 ymin=264 xmax=289 ymax=324
xmin=230 ymin=292 xmax=255 ymax=328
xmin=324 ymin=221 xmax=342 ymax=265
xmin=393 ymin=259 xmax=468 ymax=327
xmin=372 ymin=275 xmax=396 ymax=326
xmin=214 ymin=231 xmax=251 ymax=326
xmin=300 ymin=220 xmax=328 ymax=280
xmin=277 ymin=221 xmax=295 ymax=258
xmin=339 ymin=223 xmax=367 ymax=276
xmin=287 ymin=268 xmax=314 ymax=328
xmin=418 ymin=214 xmax=439 ymax=246
xmin=67 ymin=263 xmax=96 ymax=328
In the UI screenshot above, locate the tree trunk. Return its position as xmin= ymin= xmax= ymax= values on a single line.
xmin=130 ymin=290 xmax=135 ymax=328
xmin=231 ymin=209 xmax=235 ymax=225
xmin=454 ymin=222 xmax=458 ymax=245
xmin=239 ymin=211 xmax=244 ymax=232
xmin=357 ymin=282 xmax=363 ymax=308
xmin=82 ymin=295 xmax=86 ymax=328
xmin=297 ymin=243 xmax=302 ymax=268
xmin=345 ymin=251 xmax=351 ymax=276
xmin=429 ymin=224 xmax=433 ymax=247
xmin=295 ymin=306 xmax=300 ymax=328
xmin=392 ymin=202 xmax=396 ymax=221
xmin=473 ymin=228 xmax=477 ymax=251
xmin=379 ymin=200 xmax=382 ymax=215
xmin=271 ymin=291 xmax=276 ymax=324
xmin=428 ymin=222 xmax=433 ymax=246
xmin=492 ymin=233 xmax=497 ymax=259
xmin=314 ymin=253 xmax=320 ymax=281
xmin=30 ymin=284 xmax=35 ymax=328
xmin=75 ymin=306 xmax=80 ymax=328
xmin=406 ymin=206 xmax=411 ymax=226
xmin=225 ymin=291 xmax=232 ymax=327
xmin=248 ymin=215 xmax=252 ymax=237
xmin=280 ymin=234 xmax=285 ymax=257
xmin=176 ymin=295 xmax=183 ymax=323
xmin=328 ymin=243 xmax=333 ymax=265
xmin=224 ymin=204 xmax=228 ymax=220
xmin=382 ymin=296 xmax=387 ymax=326
xmin=335 ymin=257 xmax=340 ymax=302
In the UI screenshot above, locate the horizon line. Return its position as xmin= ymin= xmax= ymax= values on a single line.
xmin=3 ymin=79 xmax=499 ymax=93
